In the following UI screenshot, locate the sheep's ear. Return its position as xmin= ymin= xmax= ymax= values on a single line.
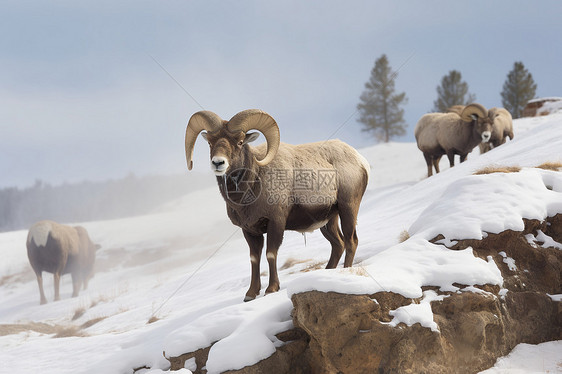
xmin=201 ymin=132 xmax=209 ymax=141
xmin=243 ymin=132 xmax=260 ymax=145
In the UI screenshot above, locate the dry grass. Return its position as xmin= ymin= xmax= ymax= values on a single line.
xmin=536 ymin=161 xmax=562 ymax=171
xmin=72 ymin=307 xmax=86 ymax=321
xmin=474 ymin=165 xmax=521 ymax=175
xmin=281 ymin=257 xmax=311 ymax=270
xmin=398 ymin=230 xmax=410 ymax=243
xmin=53 ymin=325 xmax=86 ymax=338
xmin=80 ymin=317 xmax=106 ymax=329
xmin=301 ymin=261 xmax=326 ymax=273
xmin=343 ymin=266 xmax=369 ymax=277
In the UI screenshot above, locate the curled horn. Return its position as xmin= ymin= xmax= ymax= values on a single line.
xmin=185 ymin=111 xmax=224 ymax=170
xmin=461 ymin=103 xmax=488 ymax=122
xmin=226 ymin=109 xmax=280 ymax=167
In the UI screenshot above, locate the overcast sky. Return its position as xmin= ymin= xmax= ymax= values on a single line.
xmin=1 ymin=1 xmax=561 ymax=188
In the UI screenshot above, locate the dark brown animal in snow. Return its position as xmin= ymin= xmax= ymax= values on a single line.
xmin=27 ymin=220 xmax=100 ymax=304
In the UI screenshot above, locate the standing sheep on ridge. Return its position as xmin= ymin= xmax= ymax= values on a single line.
xmin=27 ymin=220 xmax=100 ymax=304
xmin=184 ymin=109 xmax=370 ymax=301
xmin=415 ymin=103 xmax=493 ymax=177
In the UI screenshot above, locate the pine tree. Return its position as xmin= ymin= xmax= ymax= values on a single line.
xmin=501 ymin=61 xmax=537 ymax=118
xmin=357 ymin=54 xmax=408 ymax=143
xmin=432 ymin=70 xmax=476 ymax=112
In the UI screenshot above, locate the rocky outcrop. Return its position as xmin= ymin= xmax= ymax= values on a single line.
xmin=522 ymin=97 xmax=562 ymax=117
xmin=168 ymin=215 xmax=561 ymax=373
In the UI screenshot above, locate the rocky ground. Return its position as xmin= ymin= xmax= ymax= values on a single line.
xmin=168 ymin=215 xmax=561 ymax=374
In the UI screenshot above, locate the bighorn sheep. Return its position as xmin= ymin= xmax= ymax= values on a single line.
xmin=479 ymin=107 xmax=514 ymax=153
xmin=415 ymin=103 xmax=493 ymax=177
xmin=447 ymin=105 xmax=514 ymax=154
xmin=27 ymin=220 xmax=99 ymax=304
xmin=185 ymin=109 xmax=369 ymax=301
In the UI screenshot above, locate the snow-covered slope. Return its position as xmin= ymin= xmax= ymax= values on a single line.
xmin=1 ymin=112 xmax=561 ymax=374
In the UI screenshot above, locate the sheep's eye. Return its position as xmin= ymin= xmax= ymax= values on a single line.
xmin=237 ymin=140 xmax=244 ymax=146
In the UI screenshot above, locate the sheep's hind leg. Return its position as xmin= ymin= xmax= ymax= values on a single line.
xmin=71 ymin=272 xmax=82 ymax=298
xmin=339 ymin=204 xmax=359 ymax=268
xmin=243 ymin=230 xmax=264 ymax=302
xmin=321 ymin=216 xmax=345 ymax=269
xmin=423 ymin=153 xmax=433 ymax=177
xmin=446 ymin=151 xmax=455 ymax=167
xmin=433 ymin=156 xmax=442 ymax=174
xmin=35 ymin=272 xmax=47 ymax=305
xmin=53 ymin=272 xmax=61 ymax=301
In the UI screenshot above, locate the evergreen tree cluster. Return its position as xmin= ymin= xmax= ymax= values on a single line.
xmin=357 ymin=57 xmax=538 ymax=142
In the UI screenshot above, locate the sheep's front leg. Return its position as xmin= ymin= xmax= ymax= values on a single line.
xmin=265 ymin=220 xmax=284 ymax=295
xmin=243 ymin=230 xmax=264 ymax=302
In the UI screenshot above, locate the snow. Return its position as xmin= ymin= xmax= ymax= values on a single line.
xmin=386 ymin=290 xmax=446 ymax=332
xmin=1 ymin=110 xmax=561 ymax=373
xmin=535 ymin=230 xmax=562 ymax=250
xmin=479 ymin=340 xmax=562 ymax=374
xmin=499 ymin=251 xmax=517 ymax=271
xmin=539 ymin=99 xmax=562 ymax=115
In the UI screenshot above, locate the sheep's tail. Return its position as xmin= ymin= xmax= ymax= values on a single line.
xmin=28 ymin=221 xmax=53 ymax=247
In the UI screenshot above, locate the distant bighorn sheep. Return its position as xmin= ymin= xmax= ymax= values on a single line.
xmin=479 ymin=107 xmax=514 ymax=153
xmin=27 ymin=220 xmax=100 ymax=304
xmin=447 ymin=105 xmax=514 ymax=154
xmin=185 ymin=109 xmax=370 ymax=301
xmin=415 ymin=103 xmax=493 ymax=177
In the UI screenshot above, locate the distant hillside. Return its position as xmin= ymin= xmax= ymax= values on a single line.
xmin=0 ymin=172 xmax=212 ymax=232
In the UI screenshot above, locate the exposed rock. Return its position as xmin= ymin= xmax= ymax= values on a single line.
xmin=168 ymin=214 xmax=561 ymax=373
xmin=521 ymin=97 xmax=562 ymax=117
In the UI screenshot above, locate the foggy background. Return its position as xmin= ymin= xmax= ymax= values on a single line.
xmin=1 ymin=1 xmax=561 ymax=229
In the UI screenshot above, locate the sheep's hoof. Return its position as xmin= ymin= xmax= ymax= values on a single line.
xmin=265 ymin=286 xmax=280 ymax=295
xmin=244 ymin=295 xmax=256 ymax=302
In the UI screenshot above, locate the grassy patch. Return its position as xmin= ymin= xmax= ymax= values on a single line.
xmin=536 ymin=161 xmax=562 ymax=171
xmin=398 ymin=230 xmax=410 ymax=243
xmin=474 ymin=165 xmax=521 ymax=175
xmin=72 ymin=308 xmax=86 ymax=321
xmin=281 ymin=257 xmax=312 ymax=270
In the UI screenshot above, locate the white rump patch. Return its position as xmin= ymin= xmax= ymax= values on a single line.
xmin=29 ymin=221 xmax=52 ymax=247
